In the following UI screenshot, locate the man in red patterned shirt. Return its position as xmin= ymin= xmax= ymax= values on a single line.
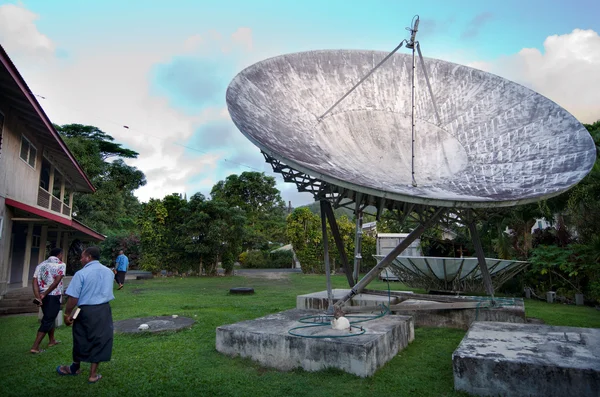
xmin=30 ymin=247 xmax=66 ymax=354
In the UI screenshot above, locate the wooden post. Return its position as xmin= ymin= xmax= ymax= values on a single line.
xmin=61 ymin=232 xmax=69 ymax=265
xmin=48 ymin=165 xmax=55 ymax=202
xmin=60 ymin=178 xmax=66 ymax=203
xmin=21 ymin=223 xmax=34 ymax=287
xmin=38 ymin=225 xmax=48 ymax=263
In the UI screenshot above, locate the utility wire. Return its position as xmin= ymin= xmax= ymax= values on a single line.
xmin=32 ymin=93 xmax=264 ymax=173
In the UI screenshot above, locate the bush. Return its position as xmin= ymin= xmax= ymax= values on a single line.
xmin=222 ymin=251 xmax=236 ymax=275
xmin=238 ymin=251 xmax=248 ymax=266
xmin=242 ymin=251 xmax=266 ymax=269
xmin=268 ymin=250 xmax=295 ymax=269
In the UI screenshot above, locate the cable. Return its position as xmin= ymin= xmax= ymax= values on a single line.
xmin=32 ymin=93 xmax=264 ymax=173
xmin=288 ymin=273 xmax=394 ymax=339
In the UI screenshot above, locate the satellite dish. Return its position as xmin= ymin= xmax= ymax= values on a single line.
xmin=226 ymin=50 xmax=596 ymax=208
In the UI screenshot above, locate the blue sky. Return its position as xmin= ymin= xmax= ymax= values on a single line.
xmin=1 ymin=0 xmax=599 ymax=205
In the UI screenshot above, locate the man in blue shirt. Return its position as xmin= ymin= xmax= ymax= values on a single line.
xmin=56 ymin=246 xmax=114 ymax=383
xmin=114 ymin=250 xmax=129 ymax=290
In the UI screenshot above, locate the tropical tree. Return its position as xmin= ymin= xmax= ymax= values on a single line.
xmin=182 ymin=193 xmax=246 ymax=275
xmin=211 ymin=172 xmax=286 ymax=250
xmin=56 ymin=123 xmax=146 ymax=234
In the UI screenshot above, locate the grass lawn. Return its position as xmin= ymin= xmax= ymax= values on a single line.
xmin=1 ymin=274 xmax=599 ymax=397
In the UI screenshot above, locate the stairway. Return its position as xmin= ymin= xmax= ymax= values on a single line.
xmin=0 ymin=277 xmax=71 ymax=316
xmin=0 ymin=288 xmax=39 ymax=315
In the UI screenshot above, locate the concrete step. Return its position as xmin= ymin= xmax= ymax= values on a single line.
xmin=0 ymin=305 xmax=39 ymax=315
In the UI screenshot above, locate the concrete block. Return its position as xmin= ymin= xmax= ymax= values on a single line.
xmin=576 ymin=293 xmax=584 ymax=306
xmin=547 ymin=291 xmax=556 ymax=303
xmin=216 ymin=309 xmax=414 ymax=377
xmin=296 ymin=289 xmax=407 ymax=311
xmin=298 ymin=290 xmax=525 ymax=330
xmin=392 ymin=298 xmax=525 ymax=330
xmin=453 ymin=322 xmax=600 ymax=397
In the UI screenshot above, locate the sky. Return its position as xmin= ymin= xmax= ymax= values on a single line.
xmin=1 ymin=0 xmax=599 ymax=206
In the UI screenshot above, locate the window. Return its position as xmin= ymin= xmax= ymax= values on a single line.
xmin=20 ymin=135 xmax=37 ymax=168
xmin=53 ymin=170 xmax=63 ymax=199
xmin=32 ymin=235 xmax=41 ymax=248
xmin=538 ymin=221 xmax=543 ymax=230
xmin=39 ymin=157 xmax=51 ymax=190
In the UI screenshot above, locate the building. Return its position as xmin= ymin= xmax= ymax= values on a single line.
xmin=0 ymin=45 xmax=104 ymax=298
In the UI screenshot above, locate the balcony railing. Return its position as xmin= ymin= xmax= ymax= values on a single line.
xmin=37 ymin=187 xmax=50 ymax=208
xmin=38 ymin=187 xmax=70 ymax=217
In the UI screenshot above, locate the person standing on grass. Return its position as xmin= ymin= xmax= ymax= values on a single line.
xmin=56 ymin=246 xmax=114 ymax=384
xmin=30 ymin=247 xmax=66 ymax=354
xmin=114 ymin=250 xmax=129 ymax=290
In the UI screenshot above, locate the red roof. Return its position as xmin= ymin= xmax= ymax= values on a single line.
xmin=5 ymin=198 xmax=105 ymax=241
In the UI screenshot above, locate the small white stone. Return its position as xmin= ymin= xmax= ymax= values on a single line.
xmin=331 ymin=316 xmax=351 ymax=331
xmin=138 ymin=323 xmax=150 ymax=330
xmin=172 ymin=315 xmax=179 ymax=318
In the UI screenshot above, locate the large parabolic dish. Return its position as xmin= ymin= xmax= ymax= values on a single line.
xmin=227 ymin=50 xmax=596 ymax=208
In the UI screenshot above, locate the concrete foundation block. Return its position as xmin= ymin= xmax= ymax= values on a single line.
xmin=216 ymin=308 xmax=414 ymax=377
xmin=296 ymin=289 xmax=406 ymax=311
xmin=453 ymin=322 xmax=600 ymax=397
xmin=392 ymin=298 xmax=525 ymax=330
xmin=547 ymin=291 xmax=556 ymax=303
xmin=298 ymin=290 xmax=525 ymax=330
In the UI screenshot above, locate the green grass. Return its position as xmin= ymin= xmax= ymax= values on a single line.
xmin=0 ymin=274 xmax=598 ymax=397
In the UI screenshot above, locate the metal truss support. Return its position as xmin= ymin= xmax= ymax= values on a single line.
xmin=353 ymin=193 xmax=364 ymax=284
xmin=334 ymin=206 xmax=446 ymax=309
xmin=321 ymin=200 xmax=355 ymax=288
xmin=320 ymin=200 xmax=334 ymax=312
xmin=466 ymin=210 xmax=495 ymax=299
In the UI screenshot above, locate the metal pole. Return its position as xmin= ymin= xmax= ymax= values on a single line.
xmin=320 ymin=200 xmax=334 ymax=311
xmin=466 ymin=214 xmax=495 ymax=299
xmin=322 ymin=200 xmax=355 ymax=287
xmin=416 ymin=42 xmax=442 ymax=126
xmin=334 ymin=207 xmax=445 ymax=309
xmin=318 ymin=40 xmax=407 ymax=121
xmin=411 ymin=43 xmax=417 ymax=187
xmin=353 ymin=193 xmax=364 ymax=284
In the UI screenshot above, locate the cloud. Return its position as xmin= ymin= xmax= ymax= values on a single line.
xmin=152 ymin=57 xmax=230 ymax=111
xmin=418 ymin=17 xmax=455 ymax=39
xmin=460 ymin=12 xmax=493 ymax=40
xmin=469 ymin=29 xmax=600 ymax=124
xmin=230 ymin=27 xmax=253 ymax=52
xmin=0 ymin=3 xmax=55 ymax=59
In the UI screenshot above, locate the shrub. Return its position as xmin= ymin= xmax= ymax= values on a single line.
xmin=222 ymin=251 xmax=236 ymax=275
xmin=243 ymin=251 xmax=266 ymax=269
xmin=268 ymin=250 xmax=295 ymax=269
xmin=238 ymin=251 xmax=248 ymax=266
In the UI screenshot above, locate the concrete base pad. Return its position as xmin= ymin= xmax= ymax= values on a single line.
xmin=216 ymin=309 xmax=414 ymax=377
xmin=114 ymin=316 xmax=195 ymax=333
xmin=393 ymin=298 xmax=525 ymax=330
xmin=298 ymin=290 xmax=525 ymax=329
xmin=297 ymin=289 xmax=410 ymax=310
xmin=453 ymin=322 xmax=600 ymax=397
